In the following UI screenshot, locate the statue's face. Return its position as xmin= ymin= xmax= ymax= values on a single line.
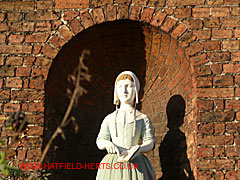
xmin=116 ymin=79 xmax=136 ymax=105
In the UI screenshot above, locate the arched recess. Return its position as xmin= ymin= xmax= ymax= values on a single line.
xmin=44 ymin=19 xmax=197 ymax=180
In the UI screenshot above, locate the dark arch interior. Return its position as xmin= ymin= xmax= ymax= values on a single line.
xmin=45 ymin=20 xmax=196 ymax=180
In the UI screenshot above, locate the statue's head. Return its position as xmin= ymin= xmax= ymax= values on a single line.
xmin=113 ymin=71 xmax=140 ymax=106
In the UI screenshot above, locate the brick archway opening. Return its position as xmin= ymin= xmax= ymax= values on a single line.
xmin=45 ymin=20 xmax=197 ymax=180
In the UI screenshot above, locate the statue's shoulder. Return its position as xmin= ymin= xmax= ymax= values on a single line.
xmin=104 ymin=110 xmax=117 ymax=121
xmin=136 ymin=110 xmax=148 ymax=120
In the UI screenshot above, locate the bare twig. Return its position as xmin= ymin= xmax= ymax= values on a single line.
xmin=27 ymin=50 xmax=90 ymax=180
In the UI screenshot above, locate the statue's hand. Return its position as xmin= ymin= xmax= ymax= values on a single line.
xmin=105 ymin=141 xmax=117 ymax=154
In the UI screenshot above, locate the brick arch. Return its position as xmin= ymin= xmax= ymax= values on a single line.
xmin=43 ymin=3 xmax=200 ymax=180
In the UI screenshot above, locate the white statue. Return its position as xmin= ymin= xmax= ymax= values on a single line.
xmin=96 ymin=71 xmax=155 ymax=180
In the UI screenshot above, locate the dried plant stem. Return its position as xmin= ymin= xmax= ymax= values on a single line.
xmin=27 ymin=50 xmax=90 ymax=180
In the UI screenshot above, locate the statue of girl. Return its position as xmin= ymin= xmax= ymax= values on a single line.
xmin=96 ymin=71 xmax=155 ymax=180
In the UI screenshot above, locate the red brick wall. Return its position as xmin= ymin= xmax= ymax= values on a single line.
xmin=0 ymin=0 xmax=239 ymax=179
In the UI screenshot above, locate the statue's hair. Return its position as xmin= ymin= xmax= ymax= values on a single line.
xmin=116 ymin=74 xmax=134 ymax=83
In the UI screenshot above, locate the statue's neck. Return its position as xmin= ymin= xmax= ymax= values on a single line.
xmin=119 ymin=103 xmax=134 ymax=111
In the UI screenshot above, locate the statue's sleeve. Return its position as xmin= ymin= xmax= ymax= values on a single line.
xmin=96 ymin=117 xmax=111 ymax=150
xmin=140 ymin=116 xmax=155 ymax=152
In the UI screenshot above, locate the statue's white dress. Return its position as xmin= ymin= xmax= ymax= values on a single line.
xmin=96 ymin=109 xmax=155 ymax=180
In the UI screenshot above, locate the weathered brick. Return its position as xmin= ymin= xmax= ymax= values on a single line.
xmin=225 ymin=171 xmax=240 ymax=180
xmin=35 ymin=22 xmax=51 ymax=32
xmin=91 ymin=0 xmax=112 ymax=7
xmin=211 ymin=64 xmax=222 ymax=74
xmin=49 ymin=35 xmax=66 ymax=49
xmin=186 ymin=42 xmax=203 ymax=56
xmin=92 ymin=8 xmax=105 ymax=24
xmin=231 ymin=7 xmax=240 ymax=16
xmin=149 ymin=0 xmax=165 ymax=7
xmin=204 ymin=18 xmax=220 ymax=28
xmin=175 ymin=8 xmax=191 ymax=18
xmin=198 ymin=123 xmax=214 ymax=134
xmin=223 ymin=64 xmax=240 ymax=73
xmin=207 ymin=0 xmax=223 ymax=5
xmin=235 ymin=73 xmax=240 ymax=86
xmin=52 ymin=21 xmax=63 ymax=30
xmin=212 ymin=29 xmax=232 ymax=39
xmin=29 ymin=79 xmax=45 ymax=89
xmin=55 ymin=0 xmax=89 ymax=8
xmin=208 ymin=52 xmax=230 ymax=62
xmin=198 ymin=135 xmax=234 ymax=146
xmin=192 ymin=8 xmax=210 ymax=18
xmin=27 ymin=126 xmax=43 ymax=136
xmin=0 ymin=90 xmax=10 ymax=101
xmin=63 ymin=11 xmax=79 ymax=21
xmin=197 ymin=99 xmax=213 ymax=110
xmin=222 ymin=40 xmax=240 ymax=50
xmin=16 ymin=67 xmax=31 ymax=77
xmin=11 ymin=90 xmax=45 ymax=101
xmin=0 ymin=23 xmax=8 ymax=32
xmin=214 ymin=147 xmax=225 ymax=157
xmin=235 ymin=29 xmax=240 ymax=38
xmin=225 ymin=0 xmax=239 ymax=4
xmin=199 ymin=111 xmax=234 ymax=122
xmin=195 ymin=65 xmax=211 ymax=77
xmin=8 ymin=34 xmax=24 ymax=43
xmin=0 ymin=13 xmax=5 ymax=22
xmin=58 ymin=25 xmax=74 ymax=41
xmin=26 ymin=11 xmax=60 ymax=21
xmin=215 ymin=123 xmax=225 ymax=134
xmin=213 ymin=75 xmax=233 ymax=86
xmin=6 ymin=78 xmax=22 ymax=88
xmin=130 ymin=5 xmax=142 ymax=20
xmin=226 ymin=100 xmax=240 ymax=110
xmin=0 ymin=34 xmax=6 ymax=43
xmin=232 ymin=52 xmax=240 ymax=62
xmin=202 ymin=41 xmax=221 ymax=51
xmin=20 ymin=137 xmax=43 ymax=147
xmin=0 ymin=67 xmax=15 ymax=77
xmin=18 ymin=149 xmax=26 ymax=161
xmin=132 ymin=0 xmax=148 ymax=5
xmin=198 ymin=88 xmax=234 ymax=98
xmin=106 ymin=5 xmax=117 ymax=21
xmin=151 ymin=10 xmax=166 ymax=27
xmin=167 ymin=0 xmax=205 ymax=6
xmin=196 ymin=77 xmax=212 ymax=87
xmin=4 ymin=103 xmax=20 ymax=113
xmin=140 ymin=8 xmax=154 ymax=23
xmin=183 ymin=19 xmax=203 ymax=29
xmin=0 ymin=56 xmax=3 ymax=65
xmin=0 ymin=79 xmax=3 ymax=89
xmin=23 ymin=56 xmax=35 ymax=66
xmin=31 ymin=68 xmax=48 ymax=79
xmin=25 ymin=33 xmax=50 ymax=43
xmin=191 ymin=53 xmax=208 ymax=66
xmin=8 ymin=12 xmax=22 ymax=21
xmin=226 ymin=122 xmax=240 ymax=134
xmin=118 ymin=4 xmax=129 ymax=19
xmin=6 ymin=57 xmax=23 ymax=66
xmin=197 ymin=147 xmax=213 ymax=158
xmin=222 ymin=18 xmax=240 ymax=28
xmin=193 ymin=30 xmax=211 ymax=40
xmin=0 ymin=45 xmax=32 ymax=54
xmin=36 ymin=1 xmax=53 ymax=10
xmin=70 ymin=18 xmax=84 ymax=34
xmin=171 ymin=24 xmax=187 ymax=39
xmin=211 ymin=7 xmax=230 ymax=17
xmin=27 ymin=149 xmax=42 ymax=161
xmin=41 ymin=45 xmax=58 ymax=59
xmin=8 ymin=22 xmax=34 ymax=32
xmin=0 ymin=2 xmax=34 ymax=11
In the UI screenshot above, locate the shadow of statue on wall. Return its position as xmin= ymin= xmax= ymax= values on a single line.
xmin=158 ymin=95 xmax=195 ymax=180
